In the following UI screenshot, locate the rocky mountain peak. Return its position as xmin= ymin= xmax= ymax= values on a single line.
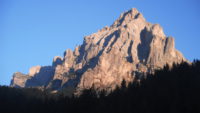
xmin=112 ymin=8 xmax=145 ymax=28
xmin=10 ymin=8 xmax=187 ymax=95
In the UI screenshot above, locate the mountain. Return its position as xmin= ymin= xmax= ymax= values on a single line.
xmin=10 ymin=8 xmax=186 ymax=94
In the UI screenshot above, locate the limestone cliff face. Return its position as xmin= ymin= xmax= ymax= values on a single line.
xmin=11 ymin=72 xmax=30 ymax=88
xmin=10 ymin=8 xmax=186 ymax=93
xmin=11 ymin=66 xmax=54 ymax=88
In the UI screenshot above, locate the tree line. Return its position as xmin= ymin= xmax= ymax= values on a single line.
xmin=0 ymin=60 xmax=200 ymax=113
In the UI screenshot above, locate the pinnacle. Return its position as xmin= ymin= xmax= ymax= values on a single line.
xmin=111 ymin=8 xmax=144 ymax=27
xmin=130 ymin=8 xmax=139 ymax=15
xmin=124 ymin=8 xmax=142 ymax=20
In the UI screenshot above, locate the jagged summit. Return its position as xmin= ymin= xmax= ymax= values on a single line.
xmin=10 ymin=8 xmax=186 ymax=94
xmin=112 ymin=8 xmax=145 ymax=28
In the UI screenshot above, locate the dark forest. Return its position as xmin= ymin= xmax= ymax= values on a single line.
xmin=1 ymin=60 xmax=200 ymax=113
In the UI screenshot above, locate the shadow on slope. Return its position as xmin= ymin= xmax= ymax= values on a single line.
xmin=1 ymin=60 xmax=200 ymax=113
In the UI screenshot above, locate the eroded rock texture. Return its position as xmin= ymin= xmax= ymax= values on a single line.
xmin=10 ymin=8 xmax=186 ymax=94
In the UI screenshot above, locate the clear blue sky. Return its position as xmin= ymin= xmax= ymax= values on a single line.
xmin=0 ymin=0 xmax=199 ymax=85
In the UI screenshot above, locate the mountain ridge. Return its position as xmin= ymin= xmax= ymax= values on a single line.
xmin=11 ymin=8 xmax=187 ymax=94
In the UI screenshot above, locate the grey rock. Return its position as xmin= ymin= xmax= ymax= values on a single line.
xmin=10 ymin=72 xmax=30 ymax=88
xmin=25 ymin=66 xmax=55 ymax=87
xmin=10 ymin=8 xmax=187 ymax=95
xmin=11 ymin=66 xmax=55 ymax=88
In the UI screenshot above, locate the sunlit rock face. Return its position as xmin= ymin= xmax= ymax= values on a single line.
xmin=29 ymin=66 xmax=41 ymax=77
xmin=11 ymin=66 xmax=54 ymax=88
xmin=11 ymin=8 xmax=186 ymax=94
xmin=10 ymin=72 xmax=30 ymax=88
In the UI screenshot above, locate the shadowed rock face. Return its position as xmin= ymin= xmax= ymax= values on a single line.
xmin=11 ymin=66 xmax=54 ymax=88
xmin=11 ymin=8 xmax=186 ymax=94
